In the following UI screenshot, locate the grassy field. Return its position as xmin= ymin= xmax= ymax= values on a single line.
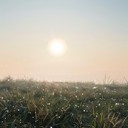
xmin=0 ymin=77 xmax=128 ymax=128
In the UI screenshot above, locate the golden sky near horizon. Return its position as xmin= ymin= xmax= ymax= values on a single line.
xmin=0 ymin=0 xmax=128 ymax=82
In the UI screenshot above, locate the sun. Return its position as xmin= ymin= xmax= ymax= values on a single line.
xmin=48 ymin=38 xmax=67 ymax=56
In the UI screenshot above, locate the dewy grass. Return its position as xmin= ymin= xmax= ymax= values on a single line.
xmin=0 ymin=78 xmax=128 ymax=128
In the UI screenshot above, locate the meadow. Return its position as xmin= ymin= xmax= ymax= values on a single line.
xmin=0 ymin=77 xmax=128 ymax=128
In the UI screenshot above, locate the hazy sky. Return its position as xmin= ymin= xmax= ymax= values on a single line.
xmin=0 ymin=0 xmax=128 ymax=82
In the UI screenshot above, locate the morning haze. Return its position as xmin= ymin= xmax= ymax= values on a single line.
xmin=0 ymin=0 xmax=128 ymax=82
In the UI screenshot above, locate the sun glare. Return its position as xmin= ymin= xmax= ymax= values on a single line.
xmin=48 ymin=39 xmax=67 ymax=56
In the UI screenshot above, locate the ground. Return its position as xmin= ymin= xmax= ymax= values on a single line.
xmin=0 ymin=78 xmax=128 ymax=128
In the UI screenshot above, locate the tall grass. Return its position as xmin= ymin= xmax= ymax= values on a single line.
xmin=0 ymin=77 xmax=128 ymax=128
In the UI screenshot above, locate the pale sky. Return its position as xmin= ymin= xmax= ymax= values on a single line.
xmin=0 ymin=0 xmax=128 ymax=82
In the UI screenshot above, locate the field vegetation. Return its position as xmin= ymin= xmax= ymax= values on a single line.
xmin=0 ymin=77 xmax=128 ymax=128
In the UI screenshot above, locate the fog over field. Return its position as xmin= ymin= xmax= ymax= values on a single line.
xmin=0 ymin=0 xmax=128 ymax=127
